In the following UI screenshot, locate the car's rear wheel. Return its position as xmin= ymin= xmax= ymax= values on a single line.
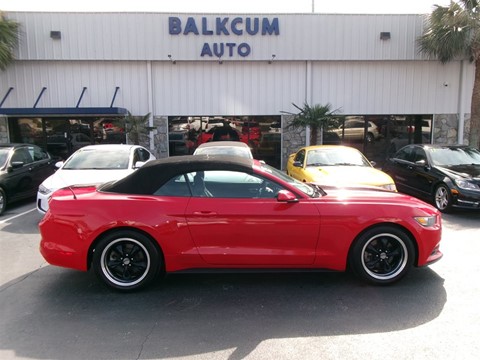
xmin=0 ymin=188 xmax=6 ymax=215
xmin=349 ymin=226 xmax=415 ymax=285
xmin=434 ymin=183 xmax=452 ymax=213
xmin=93 ymin=230 xmax=162 ymax=292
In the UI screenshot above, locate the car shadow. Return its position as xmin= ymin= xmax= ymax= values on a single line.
xmin=0 ymin=266 xmax=446 ymax=360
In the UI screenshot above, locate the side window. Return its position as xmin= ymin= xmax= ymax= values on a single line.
xmin=11 ymin=148 xmax=33 ymax=165
xmin=138 ymin=148 xmax=150 ymax=162
xmin=294 ymin=149 xmax=305 ymax=164
xmin=395 ymin=146 xmax=414 ymax=162
xmin=31 ymin=145 xmax=49 ymax=161
xmin=154 ymin=174 xmax=190 ymax=196
xmin=413 ymin=148 xmax=427 ymax=163
xmin=132 ymin=148 xmax=150 ymax=165
xmin=187 ymin=170 xmax=284 ymax=199
xmin=132 ymin=149 xmax=140 ymax=165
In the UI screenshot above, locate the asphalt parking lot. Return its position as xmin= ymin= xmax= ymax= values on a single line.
xmin=1 ymin=198 xmax=479 ymax=360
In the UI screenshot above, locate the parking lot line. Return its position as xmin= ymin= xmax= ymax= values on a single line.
xmin=0 ymin=208 xmax=37 ymax=224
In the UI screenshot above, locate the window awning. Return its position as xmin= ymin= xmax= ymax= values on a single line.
xmin=0 ymin=107 xmax=128 ymax=117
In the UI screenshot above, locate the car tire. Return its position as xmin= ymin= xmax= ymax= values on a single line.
xmin=433 ymin=183 xmax=452 ymax=213
xmin=92 ymin=230 xmax=162 ymax=292
xmin=349 ymin=226 xmax=415 ymax=285
xmin=0 ymin=188 xmax=6 ymax=215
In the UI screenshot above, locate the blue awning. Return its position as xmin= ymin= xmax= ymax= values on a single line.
xmin=0 ymin=107 xmax=128 ymax=117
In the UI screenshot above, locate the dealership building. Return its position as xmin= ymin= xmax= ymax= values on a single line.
xmin=0 ymin=11 xmax=475 ymax=167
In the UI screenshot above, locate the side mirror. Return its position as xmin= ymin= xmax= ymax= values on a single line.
xmin=277 ymin=190 xmax=299 ymax=203
xmin=370 ymin=160 xmax=377 ymax=167
xmin=9 ymin=161 xmax=24 ymax=170
xmin=55 ymin=161 xmax=64 ymax=169
xmin=293 ymin=161 xmax=303 ymax=168
xmin=134 ymin=161 xmax=146 ymax=169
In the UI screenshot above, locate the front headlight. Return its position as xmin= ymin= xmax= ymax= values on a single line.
xmin=414 ymin=215 xmax=437 ymax=227
xmin=455 ymin=179 xmax=480 ymax=191
xmin=38 ymin=184 xmax=53 ymax=195
xmin=381 ymin=183 xmax=397 ymax=192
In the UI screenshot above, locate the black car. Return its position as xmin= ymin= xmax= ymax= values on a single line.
xmin=382 ymin=144 xmax=480 ymax=212
xmin=0 ymin=144 xmax=57 ymax=215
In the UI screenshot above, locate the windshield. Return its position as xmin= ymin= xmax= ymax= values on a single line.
xmin=63 ymin=148 xmax=131 ymax=170
xmin=194 ymin=147 xmax=253 ymax=159
xmin=305 ymin=147 xmax=371 ymax=167
xmin=429 ymin=147 xmax=480 ymax=166
xmin=260 ymin=162 xmax=319 ymax=197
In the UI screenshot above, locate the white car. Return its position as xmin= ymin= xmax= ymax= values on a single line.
xmin=37 ymin=144 xmax=155 ymax=215
xmin=193 ymin=141 xmax=253 ymax=159
xmin=332 ymin=119 xmax=380 ymax=143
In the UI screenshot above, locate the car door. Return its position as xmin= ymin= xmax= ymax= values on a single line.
xmin=406 ymin=147 xmax=438 ymax=197
xmin=4 ymin=146 xmax=38 ymax=201
xmin=29 ymin=146 xmax=56 ymax=188
xmin=184 ymin=170 xmax=320 ymax=265
xmin=342 ymin=120 xmax=363 ymax=140
xmin=387 ymin=146 xmax=434 ymax=198
xmin=384 ymin=145 xmax=415 ymax=192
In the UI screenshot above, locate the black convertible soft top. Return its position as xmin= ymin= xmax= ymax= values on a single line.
xmin=102 ymin=155 xmax=255 ymax=195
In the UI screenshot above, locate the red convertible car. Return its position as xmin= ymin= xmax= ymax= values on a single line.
xmin=39 ymin=155 xmax=443 ymax=292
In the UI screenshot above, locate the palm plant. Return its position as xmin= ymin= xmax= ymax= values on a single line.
xmin=417 ymin=0 xmax=480 ymax=148
xmin=282 ymin=102 xmax=341 ymax=145
xmin=0 ymin=12 xmax=20 ymax=71
xmin=123 ymin=111 xmax=151 ymax=145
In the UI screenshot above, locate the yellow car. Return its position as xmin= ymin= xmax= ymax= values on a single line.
xmin=286 ymin=145 xmax=397 ymax=191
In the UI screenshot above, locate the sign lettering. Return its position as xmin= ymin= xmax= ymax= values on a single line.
xmin=168 ymin=16 xmax=280 ymax=58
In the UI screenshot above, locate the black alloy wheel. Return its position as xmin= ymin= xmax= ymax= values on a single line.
xmin=92 ymin=230 xmax=161 ymax=291
xmin=349 ymin=226 xmax=415 ymax=285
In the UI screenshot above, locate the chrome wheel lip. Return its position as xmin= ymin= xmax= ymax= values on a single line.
xmin=100 ymin=238 xmax=150 ymax=287
xmin=361 ymin=233 xmax=408 ymax=281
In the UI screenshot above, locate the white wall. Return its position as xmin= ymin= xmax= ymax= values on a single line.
xmin=1 ymin=59 xmax=473 ymax=116
xmin=9 ymin=12 xmax=427 ymax=61
xmin=0 ymin=61 xmax=150 ymax=114
xmin=1 ymin=12 xmax=475 ymax=118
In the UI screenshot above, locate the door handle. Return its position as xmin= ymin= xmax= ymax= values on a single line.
xmin=193 ymin=211 xmax=218 ymax=216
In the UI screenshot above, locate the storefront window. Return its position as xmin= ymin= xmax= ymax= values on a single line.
xmin=168 ymin=115 xmax=282 ymax=168
xmin=8 ymin=117 xmax=126 ymax=159
xmin=324 ymin=115 xmax=433 ymax=168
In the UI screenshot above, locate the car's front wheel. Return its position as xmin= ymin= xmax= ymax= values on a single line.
xmin=349 ymin=226 xmax=415 ymax=285
xmin=92 ymin=230 xmax=162 ymax=292
xmin=433 ymin=183 xmax=452 ymax=213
